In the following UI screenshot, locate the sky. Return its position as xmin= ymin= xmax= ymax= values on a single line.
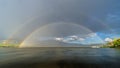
xmin=0 ymin=0 xmax=120 ymax=44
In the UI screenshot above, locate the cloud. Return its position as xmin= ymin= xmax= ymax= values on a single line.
xmin=54 ymin=35 xmax=85 ymax=43
xmin=55 ymin=37 xmax=64 ymax=41
xmin=104 ymin=38 xmax=113 ymax=42
xmin=87 ymin=33 xmax=97 ymax=37
xmin=0 ymin=0 xmax=120 ymax=41
xmin=54 ymin=33 xmax=101 ymax=44
xmin=78 ymin=38 xmax=85 ymax=41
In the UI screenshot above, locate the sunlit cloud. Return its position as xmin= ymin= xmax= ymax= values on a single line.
xmin=54 ymin=33 xmax=104 ymax=45
xmin=88 ymin=33 xmax=97 ymax=37
xmin=104 ymin=38 xmax=113 ymax=42
xmin=78 ymin=38 xmax=85 ymax=41
xmin=55 ymin=37 xmax=64 ymax=41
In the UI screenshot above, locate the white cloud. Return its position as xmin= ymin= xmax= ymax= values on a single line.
xmin=54 ymin=35 xmax=85 ymax=43
xmin=78 ymin=38 xmax=85 ymax=41
xmin=105 ymin=38 xmax=113 ymax=42
xmin=62 ymin=40 xmax=69 ymax=43
xmin=88 ymin=33 xmax=97 ymax=37
xmin=55 ymin=37 xmax=63 ymax=41
xmin=69 ymin=35 xmax=78 ymax=40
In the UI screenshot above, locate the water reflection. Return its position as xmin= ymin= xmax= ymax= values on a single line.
xmin=0 ymin=48 xmax=120 ymax=68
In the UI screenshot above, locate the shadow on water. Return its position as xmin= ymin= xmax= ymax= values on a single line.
xmin=0 ymin=47 xmax=120 ymax=68
xmin=1 ymin=60 xmax=120 ymax=68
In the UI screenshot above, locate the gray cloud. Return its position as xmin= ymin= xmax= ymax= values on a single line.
xmin=0 ymin=0 xmax=119 ymax=41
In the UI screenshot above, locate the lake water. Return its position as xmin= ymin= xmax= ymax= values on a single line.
xmin=0 ymin=47 xmax=120 ymax=68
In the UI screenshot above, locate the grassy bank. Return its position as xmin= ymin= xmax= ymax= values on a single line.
xmin=101 ymin=38 xmax=120 ymax=48
xmin=0 ymin=43 xmax=19 ymax=48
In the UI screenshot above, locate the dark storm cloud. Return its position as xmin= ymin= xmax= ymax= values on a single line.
xmin=25 ymin=0 xmax=116 ymax=32
xmin=0 ymin=0 xmax=120 ymax=40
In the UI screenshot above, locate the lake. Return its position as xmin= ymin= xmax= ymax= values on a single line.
xmin=0 ymin=47 xmax=120 ymax=68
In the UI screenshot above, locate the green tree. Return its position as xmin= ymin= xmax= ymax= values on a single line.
xmin=112 ymin=38 xmax=120 ymax=47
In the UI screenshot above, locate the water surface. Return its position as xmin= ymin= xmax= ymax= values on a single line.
xmin=0 ymin=47 xmax=120 ymax=68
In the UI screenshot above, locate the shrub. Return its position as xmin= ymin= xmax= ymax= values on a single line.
xmin=107 ymin=38 xmax=120 ymax=48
